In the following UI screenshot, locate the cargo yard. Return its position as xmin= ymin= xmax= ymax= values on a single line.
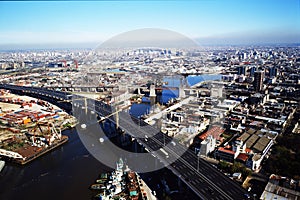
xmin=0 ymin=89 xmax=77 ymax=164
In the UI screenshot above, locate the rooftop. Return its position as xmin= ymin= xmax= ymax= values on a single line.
xmin=253 ymin=136 xmax=271 ymax=153
xmin=245 ymin=134 xmax=259 ymax=149
xmin=236 ymin=153 xmax=250 ymax=162
xmin=199 ymin=125 xmax=225 ymax=141
xmin=218 ymin=147 xmax=235 ymax=155
xmin=239 ymin=132 xmax=251 ymax=142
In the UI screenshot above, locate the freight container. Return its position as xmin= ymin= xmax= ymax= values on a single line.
xmin=23 ymin=118 xmax=31 ymax=125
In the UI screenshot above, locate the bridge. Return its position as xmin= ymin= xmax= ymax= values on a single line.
xmin=0 ymin=84 xmax=250 ymax=200
xmin=190 ymin=80 xmax=229 ymax=89
xmin=41 ymin=84 xmax=177 ymax=93
xmin=180 ymin=72 xmax=223 ymax=77
xmin=144 ymin=96 xmax=193 ymax=124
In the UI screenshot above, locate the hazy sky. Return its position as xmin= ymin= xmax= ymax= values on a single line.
xmin=0 ymin=0 xmax=299 ymax=48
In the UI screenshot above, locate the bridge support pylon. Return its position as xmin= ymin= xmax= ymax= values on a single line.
xmin=150 ymin=84 xmax=156 ymax=105
xmin=116 ymin=111 xmax=119 ymax=129
xmin=179 ymin=79 xmax=186 ymax=99
xmin=137 ymin=87 xmax=142 ymax=95
xmin=84 ymin=97 xmax=87 ymax=115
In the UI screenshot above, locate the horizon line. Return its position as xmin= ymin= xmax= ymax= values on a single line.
xmin=0 ymin=42 xmax=299 ymax=51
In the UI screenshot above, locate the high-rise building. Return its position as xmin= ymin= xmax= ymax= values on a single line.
xmin=237 ymin=66 xmax=246 ymax=75
xmin=269 ymin=67 xmax=278 ymax=77
xmin=253 ymin=71 xmax=264 ymax=92
xmin=250 ymin=66 xmax=257 ymax=76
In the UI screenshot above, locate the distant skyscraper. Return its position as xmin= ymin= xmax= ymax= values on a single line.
xmin=253 ymin=71 xmax=264 ymax=92
xmin=269 ymin=67 xmax=278 ymax=77
xmin=250 ymin=66 xmax=257 ymax=76
xmin=237 ymin=66 xmax=246 ymax=75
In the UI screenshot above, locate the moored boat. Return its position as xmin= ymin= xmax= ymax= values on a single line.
xmin=0 ymin=160 xmax=5 ymax=172
xmin=90 ymin=183 xmax=106 ymax=190
xmin=99 ymin=172 xmax=108 ymax=180
xmin=96 ymin=179 xmax=106 ymax=184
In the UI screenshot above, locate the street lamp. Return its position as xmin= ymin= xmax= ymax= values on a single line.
xmin=197 ymin=152 xmax=200 ymax=172
xmin=81 ymin=123 xmax=87 ymax=129
xmin=138 ymin=115 xmax=141 ymax=128
xmin=163 ymin=131 xmax=166 ymax=146
xmin=99 ymin=137 xmax=104 ymax=143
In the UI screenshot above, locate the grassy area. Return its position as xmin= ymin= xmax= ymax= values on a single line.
xmin=221 ymin=132 xmax=232 ymax=139
xmin=130 ymin=95 xmax=140 ymax=100
xmin=6 ymin=141 xmax=26 ymax=151
xmin=218 ymin=161 xmax=252 ymax=179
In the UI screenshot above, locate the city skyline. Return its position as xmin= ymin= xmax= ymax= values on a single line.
xmin=0 ymin=0 xmax=299 ymax=49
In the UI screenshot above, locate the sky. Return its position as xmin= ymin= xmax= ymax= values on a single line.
xmin=0 ymin=0 xmax=299 ymax=49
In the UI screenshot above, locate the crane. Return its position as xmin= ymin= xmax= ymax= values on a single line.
xmin=58 ymin=60 xmax=78 ymax=69
xmin=28 ymin=121 xmax=61 ymax=146
xmin=59 ymin=60 xmax=67 ymax=68
xmin=74 ymin=59 xmax=78 ymax=69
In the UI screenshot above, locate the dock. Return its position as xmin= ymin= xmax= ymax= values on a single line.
xmin=11 ymin=136 xmax=68 ymax=165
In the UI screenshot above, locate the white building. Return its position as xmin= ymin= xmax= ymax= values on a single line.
xmin=210 ymin=86 xmax=223 ymax=98
xmin=199 ymin=135 xmax=216 ymax=156
xmin=232 ymin=139 xmax=246 ymax=159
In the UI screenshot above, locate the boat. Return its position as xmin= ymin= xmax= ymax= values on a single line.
xmin=99 ymin=172 xmax=109 ymax=180
xmin=0 ymin=160 xmax=5 ymax=172
xmin=90 ymin=184 xmax=106 ymax=190
xmin=96 ymin=179 xmax=106 ymax=184
xmin=94 ymin=192 xmax=105 ymax=199
xmin=91 ymin=158 xmax=144 ymax=199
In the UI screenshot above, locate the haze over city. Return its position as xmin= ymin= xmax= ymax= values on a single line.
xmin=0 ymin=0 xmax=299 ymax=50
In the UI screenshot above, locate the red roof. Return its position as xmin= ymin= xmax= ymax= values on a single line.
xmin=199 ymin=125 xmax=225 ymax=140
xmin=245 ymin=148 xmax=252 ymax=153
xmin=218 ymin=147 xmax=235 ymax=155
xmin=236 ymin=153 xmax=249 ymax=162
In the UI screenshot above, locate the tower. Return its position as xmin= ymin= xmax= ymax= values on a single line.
xmin=149 ymin=84 xmax=156 ymax=97
xmin=250 ymin=66 xmax=256 ymax=76
xmin=237 ymin=66 xmax=246 ymax=75
xmin=253 ymin=71 xmax=264 ymax=92
xmin=179 ymin=77 xmax=187 ymax=99
xmin=149 ymin=84 xmax=156 ymax=105
xmin=269 ymin=67 xmax=278 ymax=77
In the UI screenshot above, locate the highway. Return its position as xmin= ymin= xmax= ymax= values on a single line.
xmin=0 ymin=84 xmax=251 ymax=200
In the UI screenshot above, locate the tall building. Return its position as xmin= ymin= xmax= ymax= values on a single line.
xmin=269 ymin=67 xmax=278 ymax=77
xmin=253 ymin=71 xmax=264 ymax=92
xmin=237 ymin=66 xmax=246 ymax=75
xmin=199 ymin=135 xmax=216 ymax=156
xmin=250 ymin=66 xmax=257 ymax=76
